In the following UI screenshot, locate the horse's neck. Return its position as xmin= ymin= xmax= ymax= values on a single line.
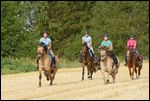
xmin=103 ymin=55 xmax=112 ymax=65
xmin=40 ymin=54 xmax=51 ymax=62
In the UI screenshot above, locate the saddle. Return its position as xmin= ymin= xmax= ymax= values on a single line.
xmin=106 ymin=51 xmax=118 ymax=68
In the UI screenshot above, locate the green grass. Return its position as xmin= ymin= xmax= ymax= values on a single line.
xmin=1 ymin=57 xmax=36 ymax=75
xmin=2 ymin=57 xmax=148 ymax=75
xmin=58 ymin=58 xmax=81 ymax=68
xmin=1 ymin=57 xmax=81 ymax=75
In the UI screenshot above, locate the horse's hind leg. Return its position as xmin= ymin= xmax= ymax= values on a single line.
xmin=131 ymin=66 xmax=135 ymax=80
xmin=128 ymin=67 xmax=132 ymax=80
xmin=87 ymin=66 xmax=90 ymax=79
xmin=138 ymin=66 xmax=142 ymax=78
xmin=111 ymin=73 xmax=115 ymax=83
xmin=90 ymin=68 xmax=93 ymax=80
xmin=49 ymin=69 xmax=57 ymax=85
xmin=39 ymin=70 xmax=42 ymax=87
xmin=135 ymin=67 xmax=139 ymax=79
xmin=82 ymin=64 xmax=85 ymax=80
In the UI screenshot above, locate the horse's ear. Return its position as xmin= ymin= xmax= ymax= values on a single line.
xmin=98 ymin=45 xmax=101 ymax=50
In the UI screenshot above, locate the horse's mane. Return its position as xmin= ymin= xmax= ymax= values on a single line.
xmin=82 ymin=42 xmax=88 ymax=49
xmin=37 ymin=43 xmax=48 ymax=53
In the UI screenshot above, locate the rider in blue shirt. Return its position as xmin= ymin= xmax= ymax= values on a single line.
xmin=79 ymin=31 xmax=98 ymax=63
xmin=100 ymin=33 xmax=119 ymax=67
xmin=38 ymin=31 xmax=56 ymax=67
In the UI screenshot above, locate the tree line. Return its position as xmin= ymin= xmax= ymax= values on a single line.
xmin=1 ymin=1 xmax=149 ymax=60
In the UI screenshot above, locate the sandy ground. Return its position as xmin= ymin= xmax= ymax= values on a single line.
xmin=1 ymin=61 xmax=149 ymax=100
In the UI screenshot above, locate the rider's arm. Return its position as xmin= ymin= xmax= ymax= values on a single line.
xmin=109 ymin=44 xmax=113 ymax=51
xmin=108 ymin=41 xmax=113 ymax=51
xmin=39 ymin=38 xmax=42 ymax=43
xmin=82 ymin=37 xmax=85 ymax=45
xmin=82 ymin=40 xmax=85 ymax=44
xmin=89 ymin=40 xmax=92 ymax=48
xmin=48 ymin=43 xmax=51 ymax=50
xmin=127 ymin=40 xmax=130 ymax=48
xmin=47 ymin=38 xmax=52 ymax=50
xmin=134 ymin=40 xmax=136 ymax=49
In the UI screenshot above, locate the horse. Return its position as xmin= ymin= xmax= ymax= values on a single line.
xmin=99 ymin=46 xmax=120 ymax=84
xmin=81 ymin=43 xmax=99 ymax=80
xmin=126 ymin=47 xmax=143 ymax=80
xmin=36 ymin=44 xmax=58 ymax=87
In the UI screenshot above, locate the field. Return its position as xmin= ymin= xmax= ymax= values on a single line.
xmin=1 ymin=61 xmax=149 ymax=100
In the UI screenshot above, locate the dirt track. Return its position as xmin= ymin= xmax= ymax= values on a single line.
xmin=1 ymin=62 xmax=149 ymax=100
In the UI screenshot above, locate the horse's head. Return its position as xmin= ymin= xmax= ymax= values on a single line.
xmin=81 ymin=42 xmax=89 ymax=56
xmin=99 ymin=46 xmax=108 ymax=61
xmin=127 ymin=47 xmax=136 ymax=56
xmin=36 ymin=44 xmax=47 ymax=59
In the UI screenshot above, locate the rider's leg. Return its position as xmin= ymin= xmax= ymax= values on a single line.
xmin=49 ymin=49 xmax=56 ymax=66
xmin=110 ymin=51 xmax=118 ymax=67
xmin=135 ymin=50 xmax=141 ymax=65
xmin=89 ymin=47 xmax=97 ymax=63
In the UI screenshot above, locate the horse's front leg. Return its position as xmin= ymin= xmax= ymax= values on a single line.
xmin=87 ymin=65 xmax=91 ymax=79
xmin=82 ymin=64 xmax=85 ymax=80
xmin=90 ymin=66 xmax=93 ymax=80
xmin=128 ymin=66 xmax=132 ymax=79
xmin=106 ymin=72 xmax=110 ymax=84
xmin=131 ymin=65 xmax=135 ymax=80
xmin=39 ymin=70 xmax=42 ymax=87
xmin=111 ymin=73 xmax=116 ymax=83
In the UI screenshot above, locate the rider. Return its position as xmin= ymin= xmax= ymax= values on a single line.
xmin=100 ymin=33 xmax=119 ymax=68
xmin=39 ymin=31 xmax=56 ymax=67
xmin=79 ymin=31 xmax=97 ymax=63
xmin=124 ymin=34 xmax=142 ymax=66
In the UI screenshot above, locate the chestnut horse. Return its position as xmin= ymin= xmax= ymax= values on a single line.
xmin=127 ymin=48 xmax=143 ymax=80
xmin=36 ymin=44 xmax=58 ymax=87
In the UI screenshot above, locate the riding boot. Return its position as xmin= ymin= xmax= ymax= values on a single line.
xmin=93 ymin=54 xmax=98 ymax=64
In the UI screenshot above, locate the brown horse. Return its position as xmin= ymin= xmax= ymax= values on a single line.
xmin=81 ymin=43 xmax=99 ymax=80
xmin=99 ymin=46 xmax=120 ymax=84
xmin=36 ymin=44 xmax=58 ymax=87
xmin=127 ymin=48 xmax=143 ymax=80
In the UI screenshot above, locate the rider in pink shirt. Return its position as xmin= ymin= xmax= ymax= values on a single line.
xmin=124 ymin=34 xmax=142 ymax=66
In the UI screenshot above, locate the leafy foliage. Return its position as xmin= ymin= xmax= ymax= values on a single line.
xmin=1 ymin=1 xmax=149 ymax=60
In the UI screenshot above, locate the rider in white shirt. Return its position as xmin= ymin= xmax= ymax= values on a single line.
xmin=79 ymin=31 xmax=97 ymax=63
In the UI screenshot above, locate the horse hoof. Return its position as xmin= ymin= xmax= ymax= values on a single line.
xmin=107 ymin=79 xmax=109 ymax=83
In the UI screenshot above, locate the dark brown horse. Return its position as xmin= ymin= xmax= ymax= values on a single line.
xmin=36 ymin=44 xmax=58 ymax=87
xmin=81 ymin=43 xmax=99 ymax=80
xmin=127 ymin=48 xmax=143 ymax=80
